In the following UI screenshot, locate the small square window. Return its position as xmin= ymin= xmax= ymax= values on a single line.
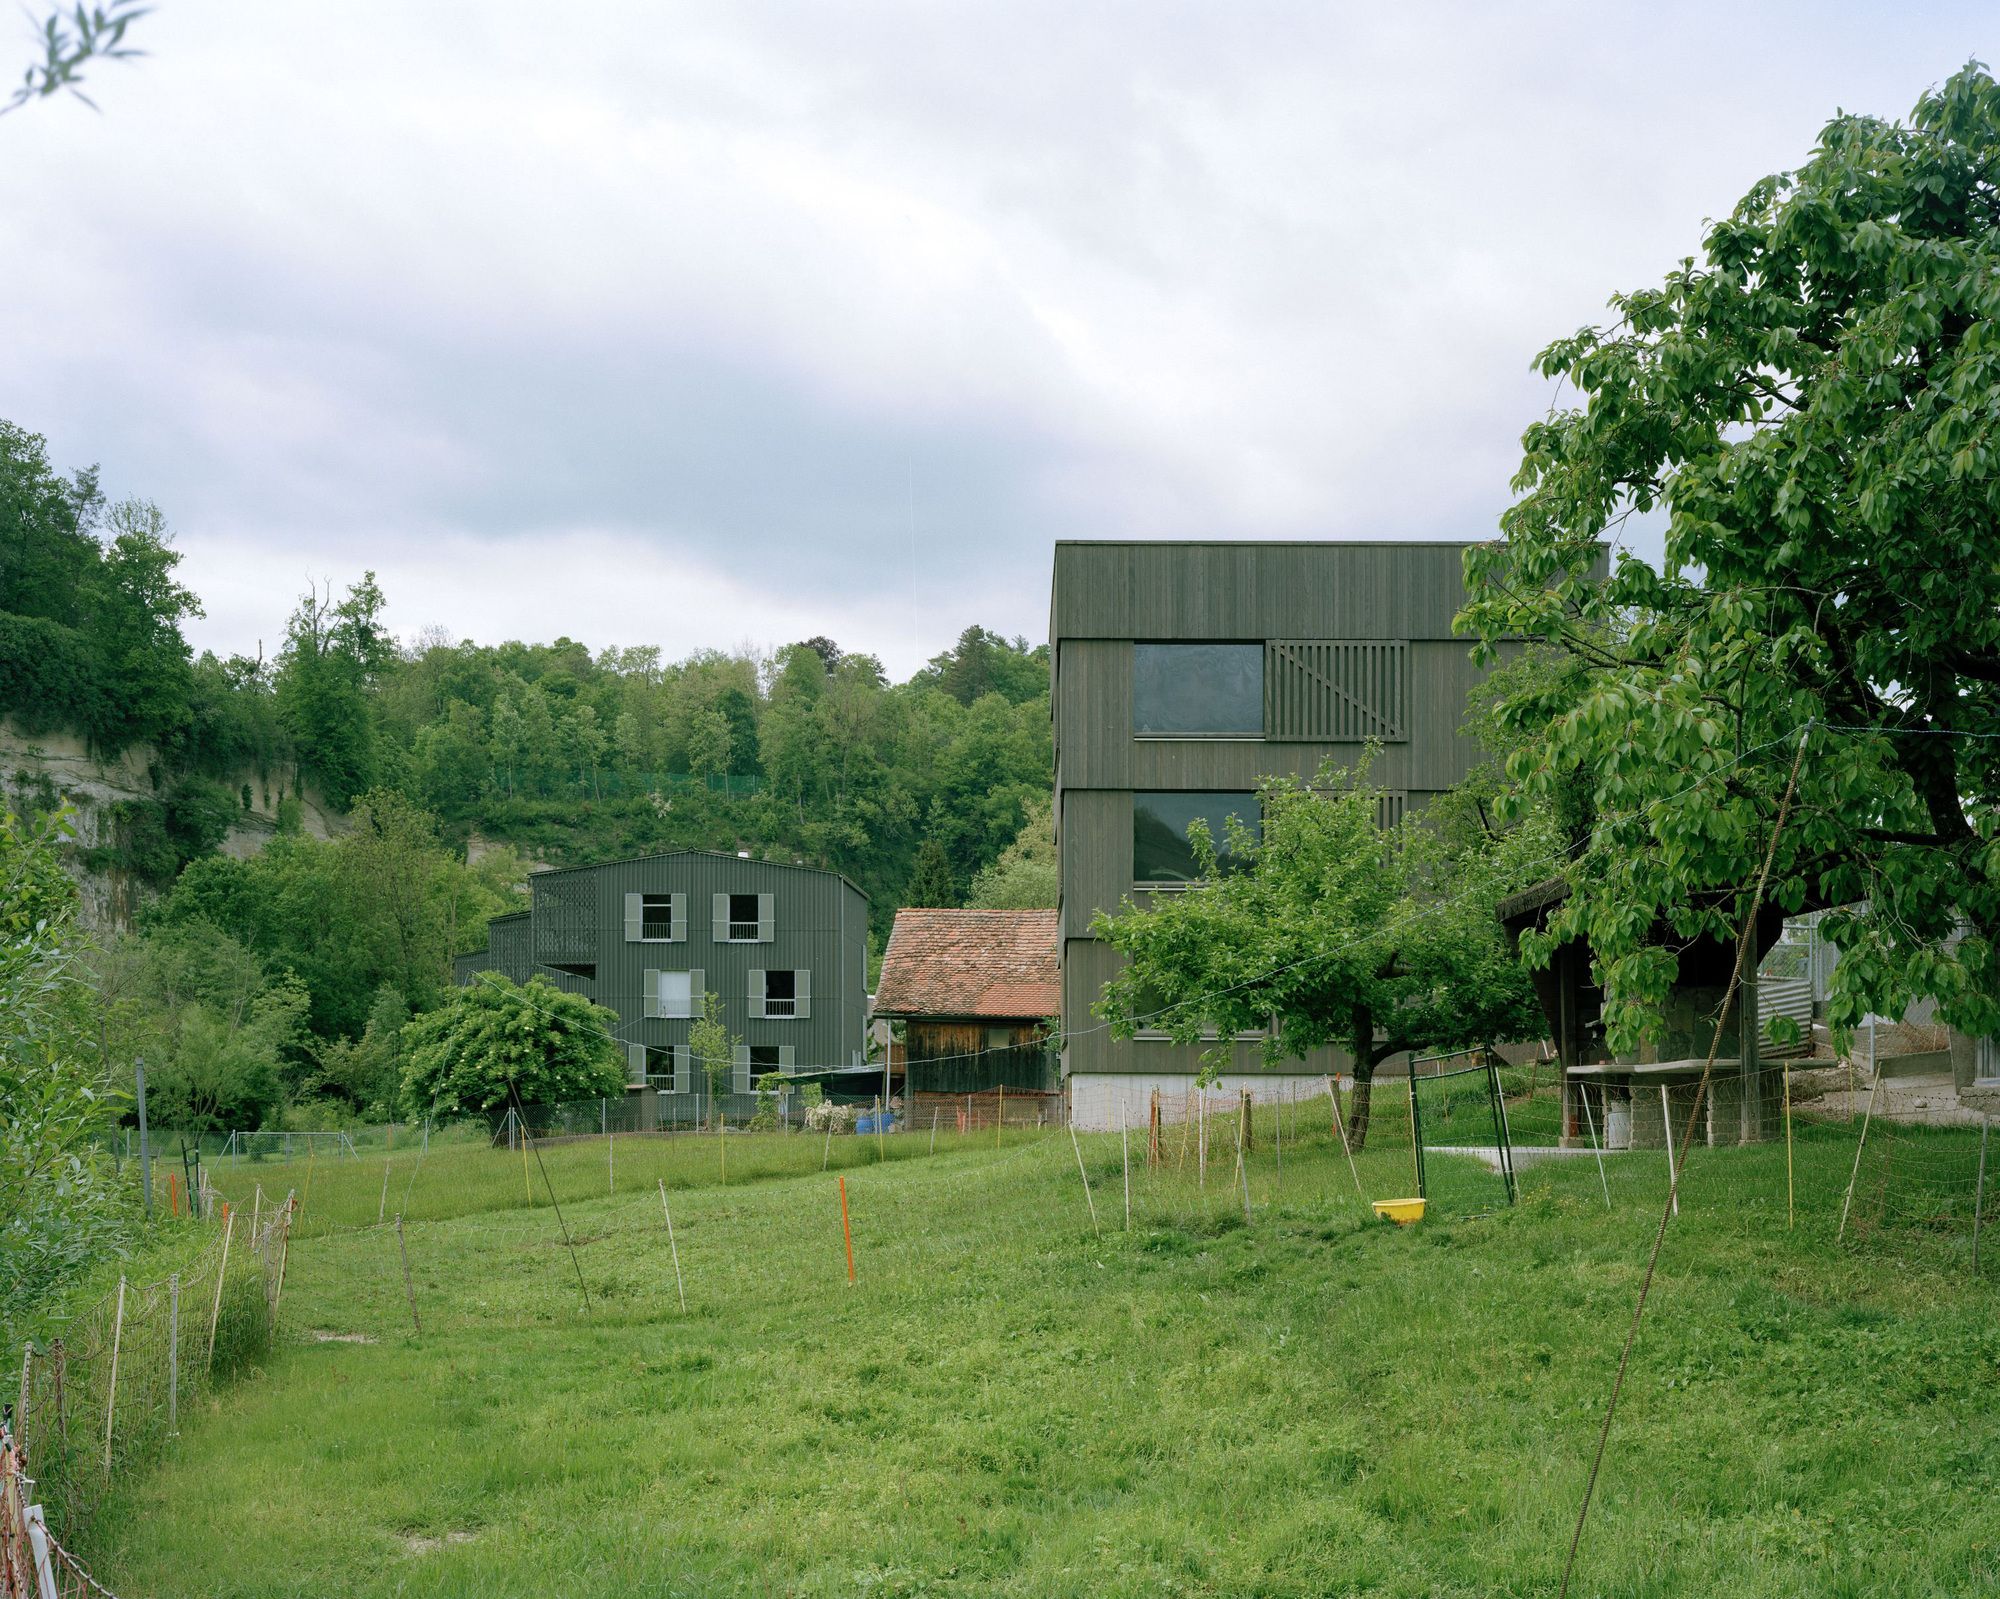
xmin=985 ymin=1026 xmax=1013 ymax=1051
xmin=763 ymin=969 xmax=797 ymax=1017
xmin=749 ymin=1045 xmax=783 ymax=1072
xmin=640 ymin=894 xmax=676 ymax=940
xmin=656 ymin=971 xmax=694 ymax=1018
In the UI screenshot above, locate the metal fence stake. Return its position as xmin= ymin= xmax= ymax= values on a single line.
xmin=207 ymin=1208 xmax=235 ymax=1371
xmin=103 ymin=1278 xmax=126 ymax=1474
xmin=167 ymin=1274 xmax=179 ymax=1435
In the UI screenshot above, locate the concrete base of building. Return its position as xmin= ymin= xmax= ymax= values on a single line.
xmin=1067 ymin=1071 xmax=1338 ymax=1133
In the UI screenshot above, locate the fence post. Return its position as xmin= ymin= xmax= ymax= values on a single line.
xmin=1069 ymin=1123 xmax=1100 ymax=1236
xmin=136 ymin=1057 xmax=152 ymax=1220
xmin=1240 ymin=1088 xmax=1253 ymax=1153
xmin=103 ymin=1277 xmax=126 ymax=1474
xmin=272 ymin=1194 xmax=295 ymax=1331
xmin=167 ymin=1273 xmax=180 ymax=1434
xmin=658 ymin=1180 xmax=687 ymax=1313
xmin=17 ymin=1343 xmax=31 ymax=1448
xmin=1973 ymin=1113 xmax=1989 ymax=1277
xmin=1120 ymin=1106 xmax=1131 ymax=1230
xmin=396 ymin=1215 xmax=421 ymax=1335
xmin=1149 ymin=1088 xmax=1161 ymax=1168
xmin=207 ymin=1207 xmax=235 ymax=1371
xmin=378 ymin=1159 xmax=391 ymax=1227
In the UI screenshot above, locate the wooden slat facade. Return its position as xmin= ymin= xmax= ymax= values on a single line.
xmin=1051 ymin=541 xmax=1497 ymax=1080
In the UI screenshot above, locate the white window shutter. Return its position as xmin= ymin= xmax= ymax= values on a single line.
xmin=712 ymin=892 xmax=729 ymax=936
xmin=796 ymin=967 xmax=811 ymax=1019
xmin=670 ymin=892 xmax=687 ymax=943
xmin=672 ymin=1045 xmax=690 ymax=1095
xmin=780 ymin=1044 xmax=796 ymax=1069
xmin=643 ymin=969 xmax=661 ymax=1019
xmin=757 ymin=892 xmax=775 ymax=942
xmin=623 ymin=893 xmax=643 ymax=942
xmin=749 ymin=968 xmax=766 ymax=1019
xmin=733 ymin=1044 xmax=752 ymax=1094
xmin=690 ymin=969 xmax=705 ymax=1018
xmin=627 ymin=1043 xmax=646 ymax=1085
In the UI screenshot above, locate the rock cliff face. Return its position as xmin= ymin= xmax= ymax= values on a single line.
xmin=1 ymin=720 xmax=343 ymax=932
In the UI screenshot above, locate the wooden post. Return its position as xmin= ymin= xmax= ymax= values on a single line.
xmin=272 ymin=1193 xmax=295 ymax=1330
xmin=1783 ymin=1055 xmax=1795 ymax=1229
xmin=167 ymin=1272 xmax=180 ymax=1434
xmin=997 ymin=1084 xmax=1005 ymax=1147
xmin=930 ymin=1108 xmax=939 ymax=1154
xmin=1198 ymin=1091 xmax=1207 ymax=1189
xmin=251 ymin=1183 xmax=262 ymax=1238
xmin=1148 ymin=1088 xmax=1161 ymax=1168
xmin=608 ymin=1124 xmax=616 ymax=1196
xmin=838 ymin=1175 xmax=855 ymax=1284
xmin=1240 ymin=1088 xmax=1253 ymax=1153
xmin=1328 ymin=1076 xmax=1364 ymax=1197
xmin=1069 ymin=1124 xmax=1100 ymax=1236
xmin=1120 ymin=1106 xmax=1131 ymax=1231
xmin=206 ymin=1207 xmax=235 ymax=1370
xmin=378 ymin=1158 xmax=391 ymax=1226
xmin=822 ymin=1114 xmax=834 ymax=1171
xmin=1661 ymin=1086 xmax=1679 ymax=1218
xmin=520 ymin=1110 xmax=533 ymax=1205
xmin=103 ymin=1276 xmax=126 ymax=1473
xmin=1579 ymin=1087 xmax=1611 ymax=1209
xmin=658 ymin=1180 xmax=686 ymax=1312
xmin=874 ymin=1096 xmax=884 ymax=1164
xmin=1236 ymin=1143 xmax=1252 ymax=1226
xmin=1971 ymin=1113 xmax=1989 ymax=1278
xmin=395 ymin=1215 xmax=420 ymax=1335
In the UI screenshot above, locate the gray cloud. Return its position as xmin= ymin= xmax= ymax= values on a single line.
xmin=1 ymin=0 xmax=1990 ymax=673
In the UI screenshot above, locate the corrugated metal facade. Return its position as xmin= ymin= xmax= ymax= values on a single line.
xmin=1051 ymin=541 xmax=1496 ymax=1079
xmin=455 ymin=852 xmax=869 ymax=1079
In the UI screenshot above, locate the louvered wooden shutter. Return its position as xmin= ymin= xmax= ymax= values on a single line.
xmin=732 ymin=1044 xmax=752 ymax=1094
xmin=689 ymin=969 xmax=705 ymax=1018
xmin=669 ymin=892 xmax=687 ymax=943
xmin=627 ymin=1043 xmax=646 ymax=1085
xmin=795 ymin=968 xmax=811 ymax=1019
xmin=1265 ymin=640 xmax=1407 ymax=741
xmin=756 ymin=892 xmax=775 ymax=942
xmin=712 ymin=893 xmax=730 ymax=937
xmin=749 ymin=968 xmax=766 ymax=1018
xmin=672 ymin=1045 xmax=691 ymax=1095
xmin=623 ymin=893 xmax=643 ymax=942
xmin=642 ymin=969 xmax=661 ymax=1019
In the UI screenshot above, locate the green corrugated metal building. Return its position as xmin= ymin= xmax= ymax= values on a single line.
xmin=453 ymin=850 xmax=869 ymax=1096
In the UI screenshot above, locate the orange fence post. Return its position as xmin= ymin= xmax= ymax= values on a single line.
xmin=838 ymin=1176 xmax=856 ymax=1285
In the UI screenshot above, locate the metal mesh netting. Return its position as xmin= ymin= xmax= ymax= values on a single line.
xmin=13 ymin=1202 xmax=288 ymax=1542
xmin=1407 ymin=1058 xmax=1515 ymax=1218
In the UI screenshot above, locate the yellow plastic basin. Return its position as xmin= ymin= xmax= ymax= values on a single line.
xmin=1372 ymin=1197 xmax=1427 ymax=1225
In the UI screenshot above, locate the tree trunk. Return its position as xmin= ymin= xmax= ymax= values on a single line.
xmin=1345 ymin=1064 xmax=1375 ymax=1153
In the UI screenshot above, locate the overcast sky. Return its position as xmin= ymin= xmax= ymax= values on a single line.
xmin=2 ymin=2 xmax=1992 ymax=677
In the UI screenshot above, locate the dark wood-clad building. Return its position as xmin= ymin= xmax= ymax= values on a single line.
xmin=873 ymin=909 xmax=1060 ymax=1129
xmin=1051 ymin=540 xmax=1508 ymax=1129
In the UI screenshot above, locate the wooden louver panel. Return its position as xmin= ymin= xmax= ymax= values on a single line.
xmin=1265 ymin=640 xmax=1407 ymax=742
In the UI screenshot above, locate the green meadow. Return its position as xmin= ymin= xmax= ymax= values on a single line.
xmin=89 ymin=1110 xmax=2000 ymax=1597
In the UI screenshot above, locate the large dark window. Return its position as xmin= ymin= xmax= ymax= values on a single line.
xmin=1133 ymin=644 xmax=1263 ymax=737
xmin=1133 ymin=792 xmax=1260 ymax=883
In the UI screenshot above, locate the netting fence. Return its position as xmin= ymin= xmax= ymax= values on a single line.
xmin=10 ymin=1198 xmax=292 ymax=1546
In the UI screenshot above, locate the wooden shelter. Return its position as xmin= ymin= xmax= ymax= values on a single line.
xmin=873 ymin=908 xmax=1061 ymax=1128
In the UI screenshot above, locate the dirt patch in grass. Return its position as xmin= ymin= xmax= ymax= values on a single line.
xmin=403 ymin=1529 xmax=476 ymax=1554
xmin=304 ymin=1329 xmax=377 ymax=1344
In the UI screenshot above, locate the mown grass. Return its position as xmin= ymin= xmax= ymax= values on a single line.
xmin=91 ymin=1106 xmax=2000 ymax=1597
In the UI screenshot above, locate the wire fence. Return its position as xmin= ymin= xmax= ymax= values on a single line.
xmin=9 ymin=1197 xmax=292 ymax=1549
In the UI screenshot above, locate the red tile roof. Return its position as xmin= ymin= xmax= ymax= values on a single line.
xmin=873 ymin=908 xmax=1060 ymax=1021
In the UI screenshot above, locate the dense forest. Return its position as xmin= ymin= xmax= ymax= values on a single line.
xmin=1 ymin=417 xmax=1054 ymax=1126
